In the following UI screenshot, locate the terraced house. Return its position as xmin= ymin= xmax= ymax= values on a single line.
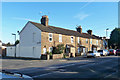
xmin=7 ymin=15 xmax=103 ymax=59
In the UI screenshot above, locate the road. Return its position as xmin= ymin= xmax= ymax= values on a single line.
xmin=1 ymin=56 xmax=120 ymax=80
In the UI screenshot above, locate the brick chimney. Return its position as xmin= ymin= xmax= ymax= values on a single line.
xmin=87 ymin=30 xmax=92 ymax=35
xmin=41 ymin=15 xmax=49 ymax=26
xmin=76 ymin=26 xmax=82 ymax=33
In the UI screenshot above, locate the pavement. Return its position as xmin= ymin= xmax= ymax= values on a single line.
xmin=1 ymin=56 xmax=120 ymax=80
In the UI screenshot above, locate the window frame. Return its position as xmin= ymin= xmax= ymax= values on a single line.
xmin=96 ymin=40 xmax=98 ymax=45
xmin=48 ymin=33 xmax=53 ymax=42
xmin=59 ymin=34 xmax=62 ymax=42
xmin=78 ymin=37 xmax=80 ymax=43
xmin=90 ymin=39 xmax=92 ymax=44
xmin=86 ymin=39 xmax=88 ymax=44
xmin=71 ymin=36 xmax=74 ymax=43
xmin=43 ymin=48 xmax=47 ymax=54
xmin=49 ymin=47 xmax=53 ymax=53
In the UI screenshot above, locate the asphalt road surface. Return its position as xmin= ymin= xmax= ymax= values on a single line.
xmin=1 ymin=56 xmax=120 ymax=80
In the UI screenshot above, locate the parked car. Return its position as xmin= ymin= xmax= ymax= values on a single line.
xmin=116 ymin=49 xmax=120 ymax=56
xmin=108 ymin=49 xmax=116 ymax=55
xmin=1 ymin=70 xmax=33 ymax=80
xmin=98 ymin=49 xmax=108 ymax=56
xmin=87 ymin=51 xmax=101 ymax=58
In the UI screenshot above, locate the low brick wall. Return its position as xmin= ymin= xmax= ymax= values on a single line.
xmin=52 ymin=54 xmax=63 ymax=59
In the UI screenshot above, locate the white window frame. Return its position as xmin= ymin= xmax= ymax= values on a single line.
xmin=71 ymin=36 xmax=74 ymax=43
xmin=86 ymin=39 xmax=88 ymax=44
xmin=48 ymin=33 xmax=53 ymax=42
xmin=78 ymin=37 xmax=79 ymax=43
xmin=43 ymin=48 xmax=47 ymax=54
xmin=78 ymin=47 xmax=81 ymax=53
xmin=59 ymin=34 xmax=62 ymax=42
xmin=96 ymin=40 xmax=98 ymax=45
xmin=49 ymin=47 xmax=53 ymax=53
xmin=90 ymin=39 xmax=92 ymax=44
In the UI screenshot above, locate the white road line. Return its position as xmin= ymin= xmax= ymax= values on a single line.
xmin=48 ymin=61 xmax=93 ymax=69
xmin=104 ymin=70 xmax=118 ymax=78
xmin=32 ymin=71 xmax=58 ymax=78
xmin=78 ymin=59 xmax=114 ymax=68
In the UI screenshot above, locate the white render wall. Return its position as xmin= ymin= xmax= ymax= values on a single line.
xmin=7 ymin=22 xmax=42 ymax=58
xmin=7 ymin=46 xmax=15 ymax=57
xmin=19 ymin=22 xmax=41 ymax=58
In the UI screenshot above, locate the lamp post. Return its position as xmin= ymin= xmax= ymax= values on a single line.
xmin=106 ymin=28 xmax=109 ymax=49
xmin=12 ymin=33 xmax=16 ymax=58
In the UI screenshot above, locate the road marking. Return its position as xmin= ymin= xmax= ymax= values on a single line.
xmin=48 ymin=61 xmax=93 ymax=69
xmin=78 ymin=59 xmax=114 ymax=68
xmin=104 ymin=70 xmax=118 ymax=78
xmin=32 ymin=71 xmax=58 ymax=78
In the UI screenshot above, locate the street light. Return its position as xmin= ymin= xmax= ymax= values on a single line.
xmin=12 ymin=33 xmax=16 ymax=58
xmin=106 ymin=28 xmax=109 ymax=49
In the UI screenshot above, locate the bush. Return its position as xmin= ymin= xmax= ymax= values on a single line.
xmin=52 ymin=44 xmax=65 ymax=54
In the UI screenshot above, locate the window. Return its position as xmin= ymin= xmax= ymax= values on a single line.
xmin=59 ymin=34 xmax=62 ymax=42
xmin=90 ymin=39 xmax=92 ymax=44
xmin=49 ymin=47 xmax=53 ymax=53
xmin=43 ymin=48 xmax=47 ymax=54
xmin=86 ymin=39 xmax=88 ymax=44
xmin=78 ymin=48 xmax=81 ymax=53
xmin=78 ymin=37 xmax=80 ymax=43
xmin=33 ymin=32 xmax=36 ymax=42
xmin=71 ymin=36 xmax=74 ymax=43
xmin=49 ymin=33 xmax=53 ymax=42
xmin=96 ymin=40 xmax=98 ymax=45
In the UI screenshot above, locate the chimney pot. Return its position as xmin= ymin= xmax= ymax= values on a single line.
xmin=87 ymin=30 xmax=92 ymax=35
xmin=76 ymin=26 xmax=82 ymax=33
xmin=41 ymin=15 xmax=49 ymax=26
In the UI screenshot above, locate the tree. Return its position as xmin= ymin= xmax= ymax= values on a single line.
xmin=52 ymin=44 xmax=65 ymax=54
xmin=15 ymin=40 xmax=19 ymax=45
xmin=109 ymin=28 xmax=120 ymax=49
xmin=6 ymin=42 xmax=11 ymax=46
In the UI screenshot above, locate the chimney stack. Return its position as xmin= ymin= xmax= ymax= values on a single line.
xmin=76 ymin=26 xmax=82 ymax=33
xmin=87 ymin=30 xmax=92 ymax=35
xmin=41 ymin=15 xmax=49 ymax=26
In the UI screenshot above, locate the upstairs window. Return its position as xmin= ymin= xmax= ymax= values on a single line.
xmin=33 ymin=32 xmax=36 ymax=42
xmin=96 ymin=40 xmax=98 ymax=45
xmin=59 ymin=34 xmax=62 ymax=42
xmin=86 ymin=39 xmax=88 ymax=44
xmin=71 ymin=36 xmax=74 ymax=43
xmin=90 ymin=39 xmax=92 ymax=44
xmin=49 ymin=33 xmax=53 ymax=42
xmin=78 ymin=37 xmax=80 ymax=43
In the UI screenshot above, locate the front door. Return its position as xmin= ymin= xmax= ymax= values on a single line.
xmin=70 ymin=47 xmax=75 ymax=57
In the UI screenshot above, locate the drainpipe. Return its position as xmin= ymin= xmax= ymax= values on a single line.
xmin=89 ymin=38 xmax=90 ymax=51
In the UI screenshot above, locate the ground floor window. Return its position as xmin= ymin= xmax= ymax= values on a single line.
xmin=49 ymin=47 xmax=53 ymax=53
xmin=43 ymin=48 xmax=47 ymax=54
xmin=65 ymin=48 xmax=70 ymax=53
xmin=78 ymin=48 xmax=81 ymax=53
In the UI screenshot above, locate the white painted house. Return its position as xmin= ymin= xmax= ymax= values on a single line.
xmin=19 ymin=22 xmax=42 ymax=58
xmin=7 ymin=21 xmax=42 ymax=58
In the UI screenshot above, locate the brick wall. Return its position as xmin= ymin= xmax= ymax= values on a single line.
xmin=41 ymin=31 xmax=103 ymax=55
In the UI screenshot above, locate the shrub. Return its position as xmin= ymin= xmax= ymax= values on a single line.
xmin=52 ymin=44 xmax=65 ymax=54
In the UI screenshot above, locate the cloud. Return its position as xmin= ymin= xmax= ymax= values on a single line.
xmin=74 ymin=12 xmax=90 ymax=20
xmin=12 ymin=17 xmax=38 ymax=22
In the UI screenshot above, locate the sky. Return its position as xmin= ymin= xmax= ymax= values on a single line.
xmin=2 ymin=2 xmax=118 ymax=44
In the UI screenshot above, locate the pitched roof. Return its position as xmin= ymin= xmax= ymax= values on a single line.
xmin=29 ymin=21 xmax=101 ymax=40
